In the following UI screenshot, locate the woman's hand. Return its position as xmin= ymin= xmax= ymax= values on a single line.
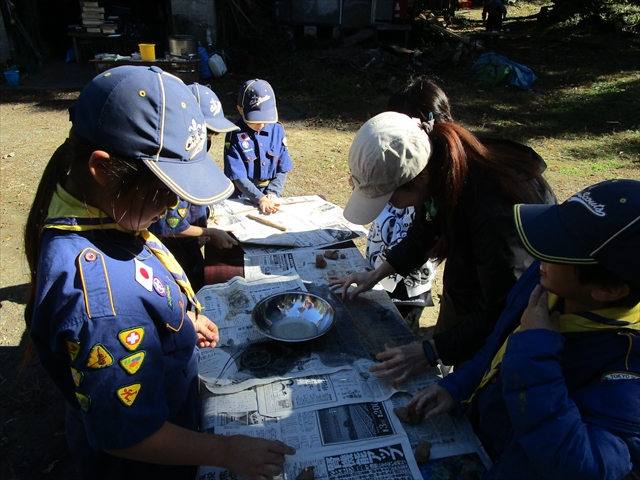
xmin=369 ymin=343 xmax=429 ymax=385
xmin=328 ymin=270 xmax=380 ymax=300
xmin=407 ymin=385 xmax=455 ymax=421
xmin=520 ymin=284 xmax=560 ymax=332
xmin=225 ymin=436 xmax=296 ymax=480
xmin=187 ymin=311 xmax=219 ymax=348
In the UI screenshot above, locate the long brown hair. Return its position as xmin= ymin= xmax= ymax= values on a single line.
xmin=422 ymin=122 xmax=550 ymax=260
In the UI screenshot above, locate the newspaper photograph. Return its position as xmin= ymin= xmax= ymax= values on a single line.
xmin=209 ymin=195 xmax=368 ymax=250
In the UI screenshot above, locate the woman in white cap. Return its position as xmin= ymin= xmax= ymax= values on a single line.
xmin=330 ymin=111 xmax=556 ymax=380
xmin=24 ymin=66 xmax=295 ymax=479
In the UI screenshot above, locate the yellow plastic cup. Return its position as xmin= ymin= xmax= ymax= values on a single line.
xmin=139 ymin=44 xmax=156 ymax=62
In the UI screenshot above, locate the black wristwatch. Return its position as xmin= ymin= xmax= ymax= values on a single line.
xmin=423 ymin=340 xmax=439 ymax=368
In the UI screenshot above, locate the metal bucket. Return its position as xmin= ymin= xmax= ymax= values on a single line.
xmin=168 ymin=35 xmax=198 ymax=57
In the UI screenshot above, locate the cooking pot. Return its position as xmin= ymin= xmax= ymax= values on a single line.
xmin=168 ymin=35 xmax=198 ymax=57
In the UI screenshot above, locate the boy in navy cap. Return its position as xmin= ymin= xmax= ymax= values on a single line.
xmin=148 ymin=83 xmax=239 ymax=292
xmin=224 ymin=79 xmax=294 ymax=214
xmin=407 ymin=179 xmax=640 ymax=479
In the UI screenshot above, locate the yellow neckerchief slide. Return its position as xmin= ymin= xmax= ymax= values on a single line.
xmin=465 ymin=292 xmax=640 ymax=404
xmin=44 ymin=185 xmax=202 ymax=314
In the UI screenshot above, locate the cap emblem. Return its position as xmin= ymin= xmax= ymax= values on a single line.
xmin=567 ymin=190 xmax=606 ymax=217
xmin=250 ymin=93 xmax=271 ymax=108
xmin=185 ymin=118 xmax=207 ymax=160
xmin=210 ymin=98 xmax=222 ymax=116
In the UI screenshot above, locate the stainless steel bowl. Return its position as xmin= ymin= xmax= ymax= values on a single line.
xmin=251 ymin=292 xmax=336 ymax=342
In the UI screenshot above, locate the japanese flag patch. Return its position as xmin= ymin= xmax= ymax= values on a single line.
xmin=134 ymin=258 xmax=153 ymax=291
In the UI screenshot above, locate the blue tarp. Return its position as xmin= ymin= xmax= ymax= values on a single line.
xmin=471 ymin=52 xmax=537 ymax=90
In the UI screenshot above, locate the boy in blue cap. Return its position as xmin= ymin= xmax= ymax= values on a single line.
xmin=149 ymin=83 xmax=239 ymax=292
xmin=407 ymin=179 xmax=640 ymax=479
xmin=224 ymin=79 xmax=294 ymax=214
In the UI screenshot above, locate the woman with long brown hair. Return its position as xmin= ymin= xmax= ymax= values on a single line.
xmin=330 ymin=109 xmax=556 ymax=381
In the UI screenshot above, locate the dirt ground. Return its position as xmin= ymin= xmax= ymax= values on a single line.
xmin=1 ymin=11 xmax=639 ymax=478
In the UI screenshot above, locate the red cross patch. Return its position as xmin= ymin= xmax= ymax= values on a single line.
xmin=118 ymin=327 xmax=145 ymax=351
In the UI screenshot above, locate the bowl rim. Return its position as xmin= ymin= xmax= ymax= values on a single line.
xmin=250 ymin=291 xmax=336 ymax=342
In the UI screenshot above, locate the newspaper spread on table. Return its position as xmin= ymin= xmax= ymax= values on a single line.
xmin=197 ymin=373 xmax=489 ymax=480
xmin=210 ymin=195 xmax=368 ymax=253
xmin=196 ymin=244 xmax=492 ymax=479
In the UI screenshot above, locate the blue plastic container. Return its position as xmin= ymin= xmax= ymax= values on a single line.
xmin=4 ymin=70 xmax=20 ymax=86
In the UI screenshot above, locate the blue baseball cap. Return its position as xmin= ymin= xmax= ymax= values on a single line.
xmin=514 ymin=179 xmax=640 ymax=285
xmin=238 ymin=79 xmax=278 ymax=124
xmin=70 ymin=65 xmax=233 ymax=205
xmin=189 ymin=83 xmax=239 ymax=133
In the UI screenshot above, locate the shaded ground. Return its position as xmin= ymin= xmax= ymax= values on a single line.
xmin=1 ymin=8 xmax=639 ymax=479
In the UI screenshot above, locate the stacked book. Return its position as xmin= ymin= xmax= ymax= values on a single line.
xmin=101 ymin=16 xmax=119 ymax=34
xmin=81 ymin=1 xmax=105 ymax=33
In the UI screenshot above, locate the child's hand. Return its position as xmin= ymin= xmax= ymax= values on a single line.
xmin=225 ymin=435 xmax=296 ymax=480
xmin=407 ymin=385 xmax=455 ymax=421
xmin=258 ymin=194 xmax=280 ymax=214
xmin=520 ymin=284 xmax=560 ymax=332
xmin=187 ymin=311 xmax=220 ymax=348
xmin=207 ymin=229 xmax=238 ymax=249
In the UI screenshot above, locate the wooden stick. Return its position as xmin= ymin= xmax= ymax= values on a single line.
xmin=232 ymin=198 xmax=316 ymax=215
xmin=246 ymin=214 xmax=287 ymax=231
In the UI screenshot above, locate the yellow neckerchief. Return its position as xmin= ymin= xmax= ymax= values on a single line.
xmin=44 ymin=185 xmax=202 ymax=314
xmin=465 ymin=292 xmax=640 ymax=404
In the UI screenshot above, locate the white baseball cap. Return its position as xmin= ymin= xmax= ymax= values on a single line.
xmin=344 ymin=112 xmax=432 ymax=224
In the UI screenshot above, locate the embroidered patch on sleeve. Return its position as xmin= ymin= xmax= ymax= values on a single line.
xmin=118 ymin=327 xmax=145 ymax=351
xmin=66 ymin=340 xmax=81 ymax=361
xmin=75 ymin=392 xmax=91 ymax=413
xmin=177 ymin=208 xmax=188 ymax=218
xmin=116 ymin=383 xmax=141 ymax=407
xmin=70 ymin=366 xmax=83 ymax=387
xmin=224 ymin=142 xmax=231 ymax=149
xmin=119 ymin=351 xmax=146 ymax=375
xmin=166 ymin=217 xmax=180 ymax=229
xmin=86 ymin=344 xmax=114 ymax=369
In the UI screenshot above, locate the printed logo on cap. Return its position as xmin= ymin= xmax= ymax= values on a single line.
xmin=567 ymin=189 xmax=606 ymax=217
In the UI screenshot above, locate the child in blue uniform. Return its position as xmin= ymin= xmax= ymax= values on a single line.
xmin=24 ymin=66 xmax=295 ymax=480
xmin=408 ymin=179 xmax=640 ymax=479
xmin=224 ymin=78 xmax=294 ymax=214
xmin=482 ymin=0 xmax=507 ymax=32
xmin=148 ymin=83 xmax=239 ymax=292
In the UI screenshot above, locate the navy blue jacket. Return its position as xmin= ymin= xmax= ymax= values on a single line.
xmin=30 ymin=227 xmax=200 ymax=479
xmin=439 ymin=262 xmax=640 ymax=479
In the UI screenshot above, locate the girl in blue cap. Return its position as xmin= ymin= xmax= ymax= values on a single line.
xmin=23 ymin=66 xmax=295 ymax=480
